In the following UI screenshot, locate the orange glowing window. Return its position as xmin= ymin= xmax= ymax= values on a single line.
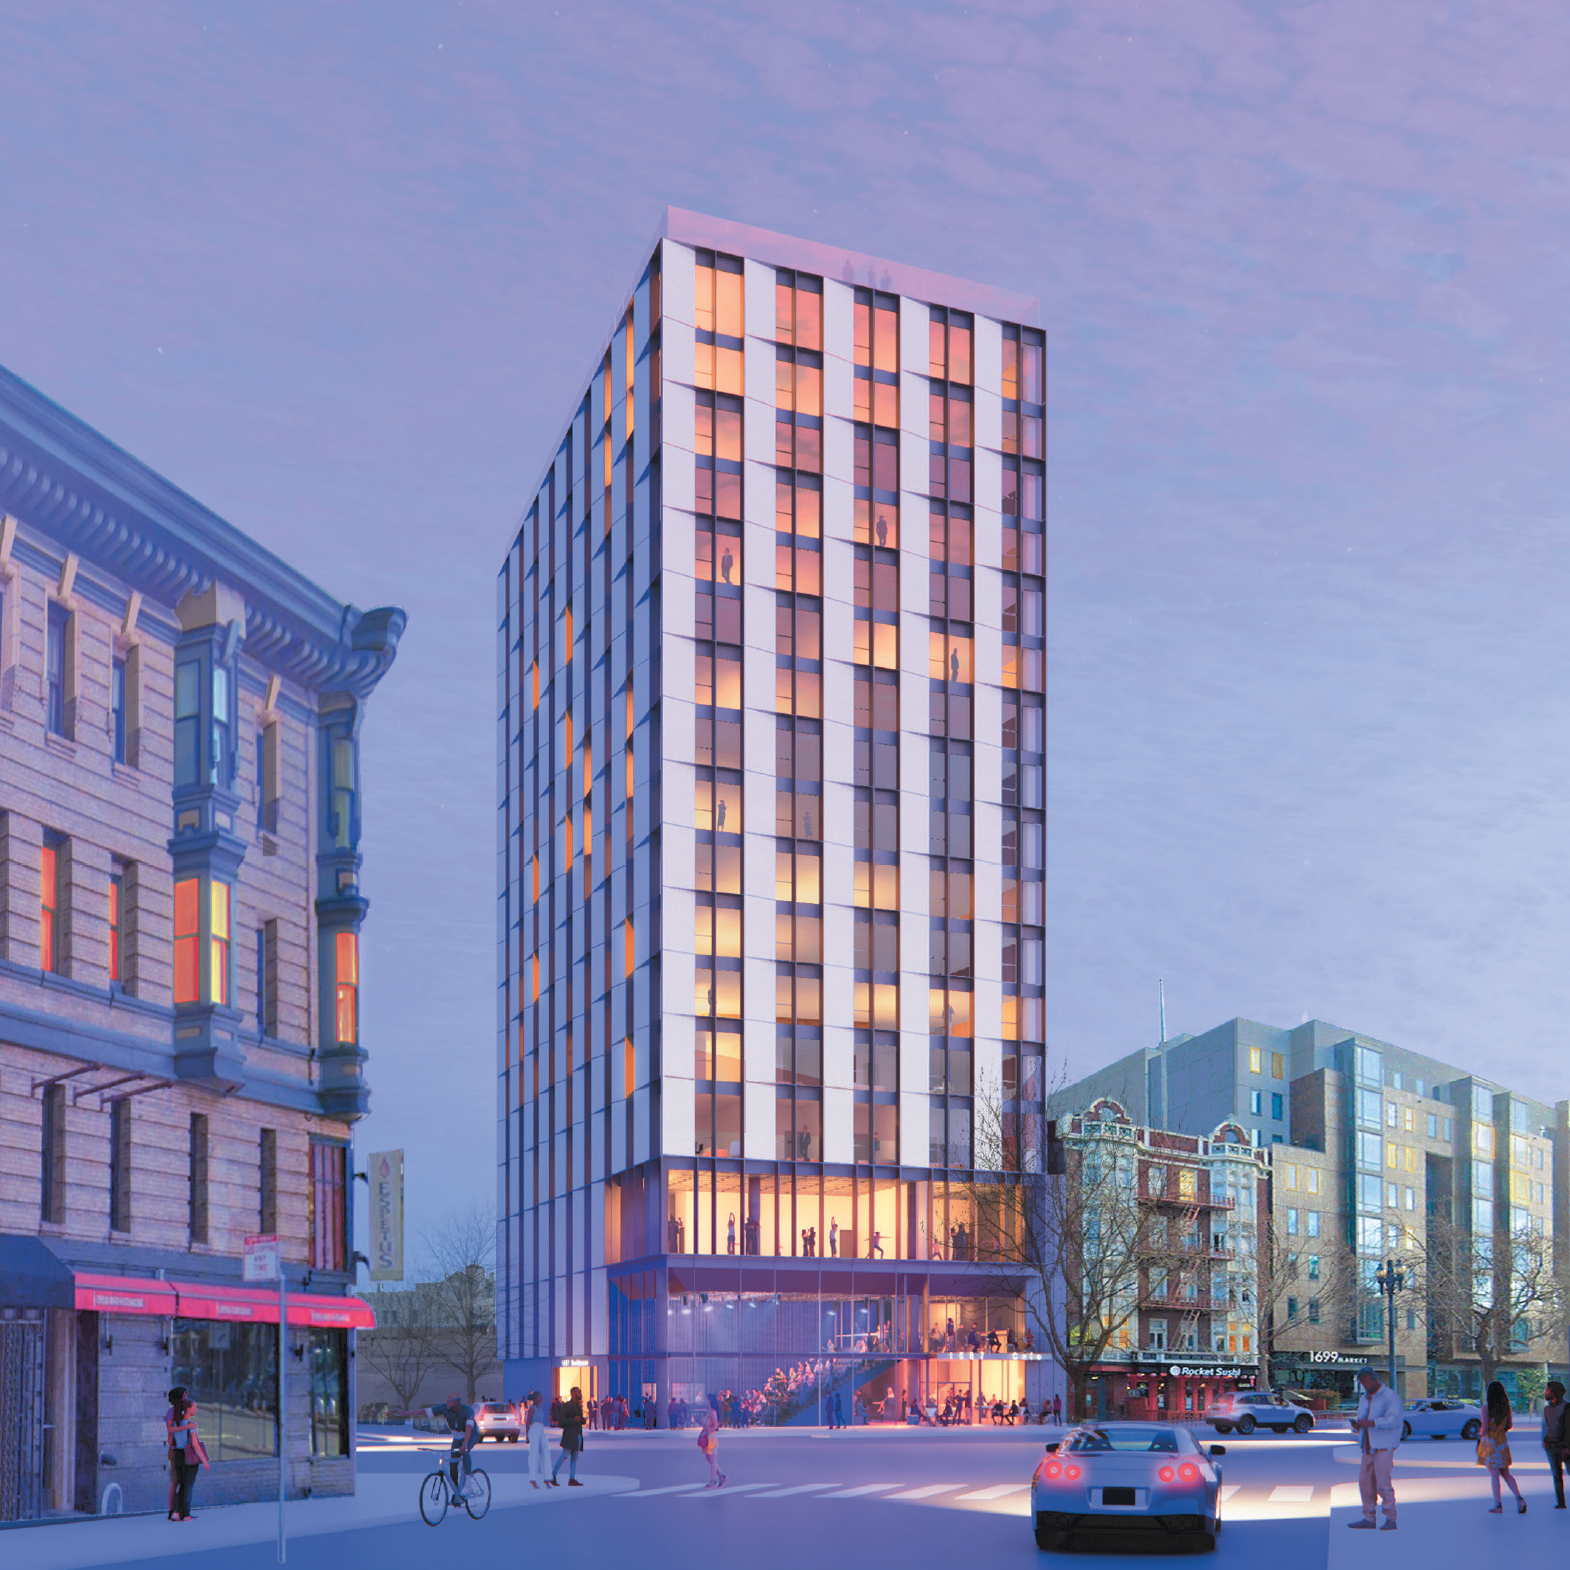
xmin=531 ymin=954 xmax=540 ymax=1002
xmin=335 ymin=931 xmax=359 ymax=1044
xmin=174 ymin=878 xmax=200 ymax=1004
xmin=531 ymin=854 xmax=539 ymax=904
xmin=531 ymin=660 xmax=539 ymax=711
xmin=40 ymin=844 xmax=57 ymax=973
xmin=108 ymin=873 xmax=121 ymax=983
xmin=624 ymin=919 xmax=635 ymax=978
xmin=625 ymin=1036 xmax=636 ymax=1095
xmin=564 ymin=607 xmax=573 ymax=662
xmin=564 ymin=818 xmax=574 ymax=870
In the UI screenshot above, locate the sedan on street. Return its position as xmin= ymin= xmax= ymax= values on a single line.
xmin=1032 ymin=1422 xmax=1225 ymax=1551
xmin=1401 ymin=1398 xmax=1482 ymax=1441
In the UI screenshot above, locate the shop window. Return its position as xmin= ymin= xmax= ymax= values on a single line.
xmin=309 ymin=1330 xmax=349 ymax=1457
xmin=170 ymin=1321 xmax=279 ymax=1461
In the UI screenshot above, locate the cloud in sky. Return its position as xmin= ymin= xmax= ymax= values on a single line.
xmin=2 ymin=0 xmax=1569 ymax=1243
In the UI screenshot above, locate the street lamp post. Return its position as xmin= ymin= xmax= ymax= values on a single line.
xmin=1374 ymin=1258 xmax=1406 ymax=1397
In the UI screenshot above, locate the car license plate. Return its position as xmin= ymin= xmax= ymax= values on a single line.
xmin=1101 ymin=1487 xmax=1137 ymax=1506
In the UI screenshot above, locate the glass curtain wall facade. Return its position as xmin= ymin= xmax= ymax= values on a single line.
xmin=497 ymin=211 xmax=1047 ymax=1423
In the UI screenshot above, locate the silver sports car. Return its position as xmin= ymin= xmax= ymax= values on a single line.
xmin=1032 ymin=1422 xmax=1225 ymax=1551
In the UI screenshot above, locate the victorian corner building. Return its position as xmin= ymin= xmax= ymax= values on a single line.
xmin=497 ymin=211 xmax=1052 ymax=1421
xmin=0 ymin=365 xmax=404 ymax=1517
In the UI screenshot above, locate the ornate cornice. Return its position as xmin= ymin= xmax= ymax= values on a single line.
xmin=0 ymin=361 xmax=405 ymax=698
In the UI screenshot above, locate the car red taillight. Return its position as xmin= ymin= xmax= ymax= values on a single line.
xmin=1064 ymin=1464 xmax=1081 ymax=1481
xmin=1044 ymin=1460 xmax=1062 ymax=1480
xmin=1158 ymin=1465 xmax=1176 ymax=1482
xmin=1178 ymin=1463 xmax=1200 ymax=1483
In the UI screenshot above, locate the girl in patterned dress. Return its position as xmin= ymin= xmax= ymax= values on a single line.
xmin=1478 ymin=1380 xmax=1526 ymax=1514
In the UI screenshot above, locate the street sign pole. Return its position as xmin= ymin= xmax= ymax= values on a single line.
xmin=245 ymin=1234 xmax=285 ymax=1563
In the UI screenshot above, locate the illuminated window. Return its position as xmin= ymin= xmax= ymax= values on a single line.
xmin=1272 ymin=1052 xmax=1284 ymax=1079
xmin=335 ymin=931 xmax=359 ymax=1044
xmin=174 ymin=879 xmax=200 ymax=1003
xmin=108 ymin=870 xmax=122 ymax=983
xmin=1248 ymin=1047 xmax=1262 ymax=1074
xmin=40 ymin=841 xmax=58 ymax=973
xmin=210 ymin=882 xmax=230 ymax=1005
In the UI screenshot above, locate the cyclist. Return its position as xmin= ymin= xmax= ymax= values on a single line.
xmin=398 ymin=1393 xmax=478 ymax=1498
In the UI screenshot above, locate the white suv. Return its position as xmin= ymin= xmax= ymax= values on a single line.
xmin=1205 ymin=1391 xmax=1314 ymax=1435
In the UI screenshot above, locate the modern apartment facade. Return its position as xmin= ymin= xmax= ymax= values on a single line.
xmin=1060 ymin=1017 xmax=1568 ymax=1400
xmin=0 ymin=364 xmax=403 ymax=1517
xmin=497 ymin=210 xmax=1054 ymax=1423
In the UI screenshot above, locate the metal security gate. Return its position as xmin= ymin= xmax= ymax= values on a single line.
xmin=0 ymin=1311 xmax=46 ymax=1521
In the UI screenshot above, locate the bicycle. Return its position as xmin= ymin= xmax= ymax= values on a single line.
xmin=419 ymin=1441 xmax=491 ymax=1524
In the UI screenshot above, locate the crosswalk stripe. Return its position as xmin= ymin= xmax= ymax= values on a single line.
xmin=685 ymin=1482 xmax=777 ymax=1496
xmin=1268 ymin=1485 xmax=1315 ymax=1503
xmin=822 ymin=1484 xmax=903 ymax=1498
xmin=617 ymin=1483 xmax=709 ymax=1498
xmin=751 ymin=1483 xmax=841 ymax=1498
xmin=955 ymin=1483 xmax=1032 ymax=1502
xmin=886 ymin=1483 xmax=964 ymax=1500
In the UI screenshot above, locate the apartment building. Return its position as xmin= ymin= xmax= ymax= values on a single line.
xmin=0 ymin=363 xmax=404 ymax=1517
xmin=1064 ymin=1099 xmax=1268 ymax=1421
xmin=1060 ymin=1017 xmax=1568 ymax=1399
xmin=496 ymin=209 xmax=1053 ymax=1423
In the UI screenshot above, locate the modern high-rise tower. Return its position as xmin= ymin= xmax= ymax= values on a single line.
xmin=496 ymin=210 xmax=1047 ymax=1422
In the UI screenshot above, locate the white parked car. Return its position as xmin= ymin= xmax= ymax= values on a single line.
xmin=473 ymin=1401 xmax=521 ymax=1442
xmin=1204 ymin=1390 xmax=1314 ymax=1434
xmin=1032 ymin=1423 xmax=1225 ymax=1551
xmin=1400 ymin=1398 xmax=1482 ymax=1441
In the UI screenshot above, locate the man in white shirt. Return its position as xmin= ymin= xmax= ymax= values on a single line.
xmin=1347 ymin=1365 xmax=1403 ymax=1530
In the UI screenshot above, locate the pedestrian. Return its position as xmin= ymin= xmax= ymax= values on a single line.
xmin=164 ymin=1385 xmax=188 ymax=1520
xmin=829 ymin=1217 xmax=838 ymax=1258
xmin=1542 ymin=1380 xmax=1568 ymax=1509
xmin=1479 ymin=1379 xmax=1526 ymax=1514
xmin=524 ymin=1390 xmax=548 ymax=1489
xmin=833 ymin=1391 xmax=845 ymax=1430
xmin=549 ymin=1385 xmax=586 ymax=1487
xmin=1051 ymin=1393 xmax=1062 ymax=1424
xmin=698 ymin=1396 xmax=727 ymax=1489
xmin=168 ymin=1396 xmax=211 ymax=1520
xmin=1346 ymin=1365 xmax=1402 ymax=1531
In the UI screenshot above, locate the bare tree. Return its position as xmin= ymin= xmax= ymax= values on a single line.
xmin=358 ymin=1284 xmax=442 ymax=1413
xmin=420 ymin=1203 xmax=499 ymax=1402
xmin=1256 ymin=1229 xmax=1359 ymax=1392
xmin=965 ymin=1079 xmax=1151 ymax=1420
xmin=1420 ymin=1218 xmax=1567 ymax=1389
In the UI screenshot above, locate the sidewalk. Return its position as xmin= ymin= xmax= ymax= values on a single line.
xmin=1329 ymin=1469 xmax=1560 ymax=1565
xmin=7 ymin=1470 xmax=637 ymax=1570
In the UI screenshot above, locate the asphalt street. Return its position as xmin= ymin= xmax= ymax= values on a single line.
xmin=36 ymin=1421 xmax=1438 ymax=1570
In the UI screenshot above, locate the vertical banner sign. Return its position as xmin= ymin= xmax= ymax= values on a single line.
xmin=244 ymin=1234 xmax=287 ymax=1563
xmin=368 ymin=1149 xmax=404 ymax=1282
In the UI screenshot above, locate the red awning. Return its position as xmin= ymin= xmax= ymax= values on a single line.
xmin=72 ymin=1272 xmax=374 ymax=1329
xmin=75 ymin=1273 xmax=179 ymax=1315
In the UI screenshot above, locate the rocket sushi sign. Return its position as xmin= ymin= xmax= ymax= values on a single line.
xmin=368 ymin=1149 xmax=404 ymax=1282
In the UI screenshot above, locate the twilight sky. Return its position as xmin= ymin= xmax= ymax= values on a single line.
xmin=3 ymin=1 xmax=1570 ymax=1265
